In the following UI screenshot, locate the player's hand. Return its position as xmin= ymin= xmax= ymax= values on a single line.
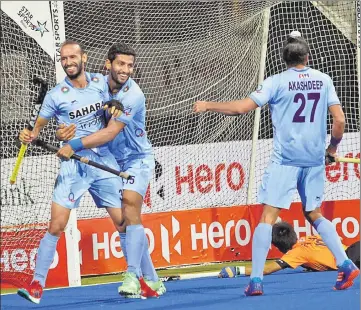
xmin=56 ymin=144 xmax=74 ymax=160
xmin=219 ymin=266 xmax=238 ymax=278
xmin=325 ymin=146 xmax=337 ymax=165
xmin=19 ymin=128 xmax=36 ymax=144
xmin=104 ymin=99 xmax=124 ymax=118
xmin=193 ymin=101 xmax=208 ymax=113
xmin=56 ymin=124 xmax=76 ymax=141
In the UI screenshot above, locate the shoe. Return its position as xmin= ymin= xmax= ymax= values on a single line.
xmin=118 ymin=272 xmax=141 ymax=298
xmin=17 ymin=280 xmax=43 ymax=304
xmin=139 ymin=277 xmax=159 ymax=299
xmin=144 ymin=278 xmax=166 ymax=296
xmin=334 ymin=259 xmax=360 ymax=290
xmin=244 ymin=277 xmax=263 ymax=296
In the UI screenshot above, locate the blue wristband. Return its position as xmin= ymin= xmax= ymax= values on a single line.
xmin=330 ymin=136 xmax=342 ymax=147
xmin=68 ymin=138 xmax=84 ymax=152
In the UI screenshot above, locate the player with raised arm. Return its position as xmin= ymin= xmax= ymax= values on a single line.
xmin=17 ymin=40 xmax=124 ymax=304
xmin=193 ymin=31 xmax=359 ymax=295
xmin=56 ymin=43 xmax=164 ymax=298
xmin=219 ymin=221 xmax=360 ymax=278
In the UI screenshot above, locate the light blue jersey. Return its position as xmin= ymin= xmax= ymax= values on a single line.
xmin=40 ymin=72 xmax=108 ymax=152
xmin=105 ymin=76 xmax=154 ymax=198
xmin=249 ymin=67 xmax=340 ymax=167
xmin=39 ymin=72 xmax=122 ymax=209
xmin=106 ymin=76 xmax=153 ymax=162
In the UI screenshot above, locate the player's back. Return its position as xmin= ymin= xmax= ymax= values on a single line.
xmin=253 ymin=67 xmax=339 ymax=167
xmin=289 ymin=235 xmax=347 ymax=271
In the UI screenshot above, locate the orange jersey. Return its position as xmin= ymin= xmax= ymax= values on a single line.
xmin=281 ymin=235 xmax=348 ymax=271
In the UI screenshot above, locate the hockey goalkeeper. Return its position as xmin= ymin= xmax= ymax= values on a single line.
xmin=219 ymin=221 xmax=360 ymax=278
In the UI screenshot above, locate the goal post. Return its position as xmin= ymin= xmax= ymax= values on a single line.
xmin=1 ymin=1 xmax=359 ymax=288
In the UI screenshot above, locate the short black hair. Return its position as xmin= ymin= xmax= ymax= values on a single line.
xmin=107 ymin=43 xmax=136 ymax=63
xmin=60 ymin=39 xmax=86 ymax=54
xmin=272 ymin=222 xmax=298 ymax=254
xmin=282 ymin=35 xmax=310 ymax=67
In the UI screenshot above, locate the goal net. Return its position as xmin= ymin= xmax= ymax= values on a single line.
xmin=1 ymin=1 xmax=359 ymax=287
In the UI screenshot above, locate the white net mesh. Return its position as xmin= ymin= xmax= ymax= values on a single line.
xmin=1 ymin=1 xmax=359 ymax=285
xmin=63 ymin=0 xmax=274 ymax=217
xmin=0 ymin=10 xmax=58 ymax=286
xmin=252 ymin=1 xmax=360 ymax=203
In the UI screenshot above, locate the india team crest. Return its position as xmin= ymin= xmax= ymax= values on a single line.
xmin=123 ymin=86 xmax=129 ymax=92
xmin=91 ymin=76 xmax=99 ymax=83
xmin=61 ymin=86 xmax=69 ymax=93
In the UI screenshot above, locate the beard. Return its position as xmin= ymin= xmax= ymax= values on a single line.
xmin=64 ymin=61 xmax=83 ymax=80
xmin=110 ymin=69 xmax=128 ymax=85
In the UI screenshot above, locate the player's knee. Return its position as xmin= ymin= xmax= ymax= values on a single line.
xmin=303 ymin=208 xmax=322 ymax=224
xmin=260 ymin=205 xmax=280 ymax=225
xmin=123 ymin=203 xmax=141 ymax=225
xmin=112 ymin=220 xmax=126 ymax=233
xmin=48 ymin=221 xmax=67 ymax=237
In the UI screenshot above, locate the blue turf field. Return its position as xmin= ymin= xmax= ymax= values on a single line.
xmin=1 ymin=270 xmax=359 ymax=310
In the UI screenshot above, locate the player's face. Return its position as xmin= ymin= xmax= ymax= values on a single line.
xmin=109 ymin=54 xmax=135 ymax=85
xmin=60 ymin=44 xmax=86 ymax=80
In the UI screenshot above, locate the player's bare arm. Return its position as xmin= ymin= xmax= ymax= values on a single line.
xmin=327 ymin=104 xmax=345 ymax=155
xmin=56 ymin=119 xmax=125 ymax=160
xmin=193 ymin=97 xmax=258 ymax=115
xmin=19 ymin=117 xmax=49 ymax=144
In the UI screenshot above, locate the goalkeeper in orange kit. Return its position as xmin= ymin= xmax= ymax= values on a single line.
xmin=219 ymin=222 xmax=360 ymax=278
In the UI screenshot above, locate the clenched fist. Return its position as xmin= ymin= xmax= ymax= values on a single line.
xmin=19 ymin=128 xmax=36 ymax=144
xmin=193 ymin=101 xmax=208 ymax=113
xmin=56 ymin=144 xmax=74 ymax=160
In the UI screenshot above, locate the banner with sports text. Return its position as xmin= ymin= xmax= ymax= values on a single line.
xmin=1 ymin=199 xmax=359 ymax=288
xmin=1 ymin=1 xmax=55 ymax=59
xmin=1 ymin=230 xmax=68 ymax=288
xmin=78 ymin=199 xmax=359 ymax=276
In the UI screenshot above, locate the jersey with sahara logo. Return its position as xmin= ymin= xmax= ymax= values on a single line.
xmin=39 ymin=72 xmax=107 ymax=150
xmin=105 ymin=76 xmax=153 ymax=161
xmin=249 ymin=67 xmax=340 ymax=167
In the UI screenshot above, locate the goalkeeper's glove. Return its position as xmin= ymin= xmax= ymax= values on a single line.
xmin=219 ymin=266 xmax=244 ymax=278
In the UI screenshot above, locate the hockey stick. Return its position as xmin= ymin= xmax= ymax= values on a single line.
xmin=34 ymin=139 xmax=132 ymax=180
xmin=10 ymin=77 xmax=48 ymax=184
xmin=336 ymin=157 xmax=360 ymax=164
xmin=159 ymin=271 xmax=219 ymax=282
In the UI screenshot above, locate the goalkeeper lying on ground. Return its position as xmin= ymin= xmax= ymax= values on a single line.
xmin=219 ymin=221 xmax=360 ymax=278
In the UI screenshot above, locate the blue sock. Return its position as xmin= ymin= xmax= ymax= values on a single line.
xmin=314 ymin=217 xmax=348 ymax=266
xmin=33 ymin=232 xmax=59 ymax=287
xmin=126 ymin=225 xmax=146 ymax=278
xmin=141 ymin=233 xmax=159 ymax=281
xmin=250 ymin=223 xmax=272 ymax=280
xmin=119 ymin=233 xmax=128 ymax=263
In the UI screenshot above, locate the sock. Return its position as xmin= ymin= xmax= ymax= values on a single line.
xmin=250 ymin=223 xmax=272 ymax=280
xmin=126 ymin=225 xmax=146 ymax=278
xmin=140 ymin=233 xmax=159 ymax=282
xmin=314 ymin=217 xmax=348 ymax=266
xmin=33 ymin=232 xmax=60 ymax=287
xmin=119 ymin=232 xmax=128 ymax=263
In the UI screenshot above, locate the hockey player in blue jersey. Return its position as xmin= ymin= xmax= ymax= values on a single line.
xmin=193 ymin=31 xmax=359 ymax=295
xmin=17 ymin=40 xmax=124 ymax=304
xmin=56 ymin=43 xmax=164 ymax=298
